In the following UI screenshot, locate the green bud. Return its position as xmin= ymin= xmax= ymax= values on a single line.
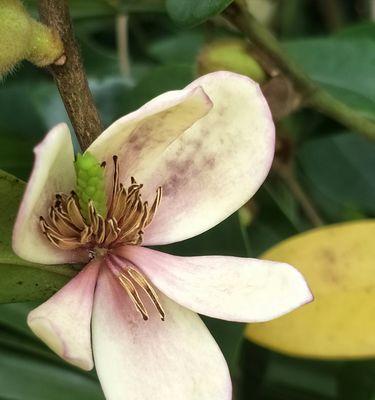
xmin=74 ymin=152 xmax=107 ymax=219
xmin=27 ymin=19 xmax=64 ymax=67
xmin=0 ymin=0 xmax=64 ymax=78
xmin=197 ymin=39 xmax=267 ymax=84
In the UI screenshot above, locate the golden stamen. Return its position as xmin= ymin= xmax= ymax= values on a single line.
xmin=118 ymin=273 xmax=149 ymax=321
xmin=127 ymin=268 xmax=165 ymax=321
xmin=40 ymin=155 xmax=162 ymax=251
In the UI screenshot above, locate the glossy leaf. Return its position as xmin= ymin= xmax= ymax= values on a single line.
xmin=286 ymin=37 xmax=375 ymax=120
xmin=245 ymin=220 xmax=375 ymax=359
xmin=298 ymin=132 xmax=375 ymax=220
xmin=166 ymin=0 xmax=233 ymax=26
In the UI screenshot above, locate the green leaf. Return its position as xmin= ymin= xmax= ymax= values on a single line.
xmin=285 ymin=37 xmax=375 ymax=120
xmin=148 ymin=30 xmax=205 ymax=64
xmin=335 ymin=22 xmax=375 ymax=40
xmin=297 ymin=132 xmax=375 ymax=220
xmin=0 ymin=346 xmax=104 ymax=400
xmin=0 ymin=84 xmax=47 ymax=179
xmin=0 ymin=303 xmax=105 ymax=400
xmin=0 ymin=170 xmax=75 ymax=304
xmin=166 ymin=0 xmax=233 ymax=27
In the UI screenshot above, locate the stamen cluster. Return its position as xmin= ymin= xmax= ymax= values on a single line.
xmin=40 ymin=156 xmax=162 ymax=252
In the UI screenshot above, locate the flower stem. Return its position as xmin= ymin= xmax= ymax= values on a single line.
xmin=224 ymin=1 xmax=375 ymax=141
xmin=38 ymin=0 xmax=102 ymax=150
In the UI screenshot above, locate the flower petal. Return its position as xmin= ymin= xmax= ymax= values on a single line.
xmin=90 ymin=71 xmax=274 ymax=245
xmin=27 ymin=259 xmax=100 ymax=370
xmin=87 ymin=84 xmax=212 ymax=192
xmin=12 ymin=123 xmax=88 ymax=264
xmin=121 ymin=246 xmax=313 ymax=323
xmin=92 ymin=267 xmax=232 ymax=400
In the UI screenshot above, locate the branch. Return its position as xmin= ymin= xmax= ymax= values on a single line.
xmin=224 ymin=1 xmax=375 ymax=141
xmin=38 ymin=0 xmax=102 ymax=150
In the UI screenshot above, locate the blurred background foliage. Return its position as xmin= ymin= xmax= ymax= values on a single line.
xmin=0 ymin=0 xmax=375 ymax=399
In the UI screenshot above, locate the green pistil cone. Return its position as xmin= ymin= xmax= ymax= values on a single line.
xmin=74 ymin=152 xmax=107 ymax=220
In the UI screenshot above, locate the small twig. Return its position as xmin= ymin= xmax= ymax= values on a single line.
xmin=38 ymin=0 xmax=102 ymax=150
xmin=273 ymin=160 xmax=324 ymax=228
xmin=116 ymin=14 xmax=131 ymax=77
xmin=224 ymin=1 xmax=375 ymax=141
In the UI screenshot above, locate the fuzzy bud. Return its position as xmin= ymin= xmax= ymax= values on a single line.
xmin=0 ymin=0 xmax=64 ymax=77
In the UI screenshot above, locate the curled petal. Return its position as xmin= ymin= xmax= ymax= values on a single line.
xmin=92 ymin=267 xmax=231 ymax=400
xmin=89 ymin=71 xmax=274 ymax=245
xmin=27 ymin=259 xmax=100 ymax=370
xmin=121 ymin=246 xmax=313 ymax=323
xmin=12 ymin=123 xmax=88 ymax=264
xmin=87 ymin=85 xmax=213 ymax=193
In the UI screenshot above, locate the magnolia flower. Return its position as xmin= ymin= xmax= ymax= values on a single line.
xmin=13 ymin=71 xmax=312 ymax=400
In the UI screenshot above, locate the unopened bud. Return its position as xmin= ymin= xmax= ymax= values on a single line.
xmin=0 ymin=0 xmax=64 ymax=78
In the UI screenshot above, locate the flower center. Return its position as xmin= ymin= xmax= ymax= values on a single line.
xmin=40 ymin=155 xmax=162 ymax=252
xmin=40 ymin=155 xmax=165 ymax=321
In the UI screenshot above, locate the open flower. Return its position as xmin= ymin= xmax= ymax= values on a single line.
xmin=12 ymin=71 xmax=312 ymax=399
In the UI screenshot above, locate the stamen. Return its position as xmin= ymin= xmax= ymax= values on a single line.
xmin=40 ymin=155 xmax=162 ymax=251
xmin=111 ymin=255 xmax=165 ymax=321
xmin=127 ymin=267 xmax=165 ymax=321
xmin=118 ymin=273 xmax=149 ymax=321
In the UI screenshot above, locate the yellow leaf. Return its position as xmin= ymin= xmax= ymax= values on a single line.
xmin=245 ymin=219 xmax=375 ymax=359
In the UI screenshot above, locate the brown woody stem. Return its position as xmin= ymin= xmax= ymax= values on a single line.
xmin=38 ymin=0 xmax=102 ymax=150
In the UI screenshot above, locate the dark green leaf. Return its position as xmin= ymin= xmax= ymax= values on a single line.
xmin=166 ymin=0 xmax=233 ymax=26
xmin=239 ymin=340 xmax=375 ymax=400
xmin=148 ymin=30 xmax=205 ymax=63
xmin=286 ymin=38 xmax=375 ymax=120
xmin=297 ymin=132 xmax=375 ymax=220
xmin=0 ymin=346 xmax=104 ymax=400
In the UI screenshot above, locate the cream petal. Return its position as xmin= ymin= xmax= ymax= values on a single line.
xmin=92 ymin=267 xmax=232 ymax=400
xmin=89 ymin=71 xmax=274 ymax=245
xmin=12 ymin=123 xmax=88 ymax=264
xmin=121 ymin=246 xmax=313 ymax=323
xmin=87 ymin=85 xmax=213 ymax=194
xmin=27 ymin=259 xmax=100 ymax=370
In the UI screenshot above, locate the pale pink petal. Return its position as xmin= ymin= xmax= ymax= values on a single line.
xmin=89 ymin=71 xmax=274 ymax=245
xmin=120 ymin=246 xmax=313 ymax=323
xmin=12 ymin=123 xmax=88 ymax=264
xmin=87 ymin=85 xmax=213 ymax=195
xmin=27 ymin=259 xmax=100 ymax=370
xmin=92 ymin=267 xmax=231 ymax=400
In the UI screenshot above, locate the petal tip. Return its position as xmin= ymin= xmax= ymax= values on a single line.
xmin=27 ymin=311 xmax=94 ymax=371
